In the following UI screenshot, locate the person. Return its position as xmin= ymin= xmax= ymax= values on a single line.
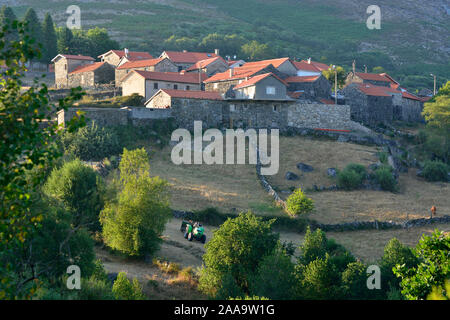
xmin=430 ymin=206 xmax=437 ymax=218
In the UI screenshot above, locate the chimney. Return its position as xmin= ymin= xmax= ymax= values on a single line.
xmin=229 ymin=68 xmax=234 ymax=78
xmin=352 ymin=60 xmax=356 ymax=74
xmin=183 ymin=50 xmax=187 ymax=53
xmin=124 ymin=48 xmax=129 ymax=58
xmin=215 ymin=48 xmax=220 ymax=56
xmin=307 ymin=57 xmax=311 ymax=64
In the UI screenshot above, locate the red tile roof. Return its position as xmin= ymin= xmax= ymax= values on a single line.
xmin=233 ymin=73 xmax=287 ymax=90
xmin=293 ymin=60 xmax=330 ymax=72
xmin=69 ymin=62 xmax=105 ymax=74
xmin=357 ymin=83 xmax=401 ymax=97
xmin=285 ymin=75 xmax=320 ymax=83
xmin=162 ymin=51 xmax=218 ymax=64
xmin=186 ymin=56 xmax=227 ymax=71
xmin=241 ymin=58 xmax=292 ymax=69
xmin=355 ymin=72 xmax=391 ymax=82
xmin=117 ymin=58 xmax=164 ymax=70
xmin=401 ymin=90 xmax=422 ymax=101
xmin=131 ymin=70 xmax=207 ymax=83
xmin=288 ymin=91 xmax=304 ymax=99
xmin=52 ymin=54 xmax=95 ymax=62
xmin=159 ymin=89 xmax=223 ymax=100
xmin=204 ymin=65 xmax=267 ymax=83
xmin=100 ymin=50 xmax=153 ymax=60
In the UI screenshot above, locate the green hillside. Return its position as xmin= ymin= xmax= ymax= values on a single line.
xmin=11 ymin=0 xmax=450 ymax=92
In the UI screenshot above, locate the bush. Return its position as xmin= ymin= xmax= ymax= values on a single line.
xmin=423 ymin=160 xmax=448 ymax=182
xmin=374 ymin=166 xmax=397 ymax=192
xmin=337 ymin=163 xmax=367 ymax=190
xmin=43 ymin=159 xmax=103 ymax=230
xmin=286 ymin=188 xmax=314 ymax=216
xmin=112 ymin=272 xmax=146 ymax=300
xmin=61 ymin=122 xmax=121 ymax=161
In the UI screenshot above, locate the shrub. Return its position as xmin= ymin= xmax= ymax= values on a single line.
xmin=112 ymin=93 xmax=144 ymax=106
xmin=286 ymin=188 xmax=314 ymax=216
xmin=198 ymin=212 xmax=279 ymax=298
xmin=43 ymin=159 xmax=103 ymax=230
xmin=112 ymin=272 xmax=146 ymax=300
xmin=374 ymin=166 xmax=397 ymax=192
xmin=337 ymin=163 xmax=367 ymax=190
xmin=423 ymin=160 xmax=448 ymax=182
xmin=61 ymin=122 xmax=121 ymax=161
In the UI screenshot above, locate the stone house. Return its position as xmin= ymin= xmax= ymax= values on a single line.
xmin=241 ymin=58 xmax=298 ymax=77
xmin=204 ymin=64 xmax=285 ymax=95
xmin=159 ymin=50 xmax=220 ymax=72
xmin=98 ymin=49 xmax=153 ymax=67
xmin=145 ymin=89 xmax=223 ymax=108
xmin=345 ymin=72 xmax=391 ymax=87
xmin=185 ymin=56 xmax=229 ymax=77
xmin=231 ymin=73 xmax=290 ymax=100
xmin=293 ymin=59 xmax=329 ymax=76
xmin=285 ymin=74 xmax=331 ymax=100
xmin=121 ymin=70 xmax=206 ymax=100
xmin=51 ymin=54 xmax=95 ymax=88
xmin=343 ymin=83 xmax=423 ymax=124
xmin=68 ymin=62 xmax=115 ymax=87
xmin=115 ymin=57 xmax=178 ymax=87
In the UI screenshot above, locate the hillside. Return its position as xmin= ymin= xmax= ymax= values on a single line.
xmin=8 ymin=0 xmax=450 ymax=91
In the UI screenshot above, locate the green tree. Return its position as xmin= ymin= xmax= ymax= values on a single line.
xmin=250 ymin=247 xmax=297 ymax=299
xmin=41 ymin=13 xmax=57 ymax=64
xmin=241 ymin=40 xmax=273 ymax=61
xmin=393 ymin=230 xmax=449 ymax=300
xmin=100 ymin=148 xmax=171 ymax=257
xmin=198 ymin=212 xmax=279 ymax=298
xmin=56 ymin=26 xmax=74 ymax=54
xmin=286 ymin=187 xmax=314 ymax=216
xmin=84 ymin=27 xmax=120 ymax=58
xmin=0 ymin=19 xmax=84 ymax=299
xmin=43 ymin=159 xmax=103 ymax=230
xmin=322 ymin=65 xmax=346 ymax=90
xmin=22 ymin=8 xmax=43 ymax=56
xmin=0 ymin=6 xmax=18 ymax=43
xmin=112 ymin=272 xmax=146 ymax=300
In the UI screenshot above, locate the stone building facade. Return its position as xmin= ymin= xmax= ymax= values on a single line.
xmin=68 ymin=62 xmax=115 ymax=88
xmin=185 ymin=57 xmax=229 ymax=77
xmin=286 ymin=75 xmax=331 ymax=100
xmin=345 ymin=72 xmax=391 ymax=87
xmin=52 ymin=54 xmax=95 ymax=88
xmin=98 ymin=49 xmax=153 ymax=67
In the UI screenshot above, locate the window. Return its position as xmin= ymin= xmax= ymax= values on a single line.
xmin=178 ymin=66 xmax=183 ymax=72
xmin=230 ymin=104 xmax=236 ymax=112
xmin=64 ymin=64 xmax=67 ymax=70
xmin=174 ymin=84 xmax=178 ymax=90
xmin=167 ymin=84 xmax=171 ymax=88
xmin=186 ymin=85 xmax=190 ymax=90
xmin=273 ymin=105 xmax=279 ymax=112
xmin=214 ymin=83 xmax=219 ymax=89
xmin=266 ymin=86 xmax=276 ymax=95
xmin=154 ymin=83 xmax=159 ymax=89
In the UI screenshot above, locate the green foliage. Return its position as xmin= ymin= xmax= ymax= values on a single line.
xmin=0 ymin=6 xmax=18 ymax=43
xmin=198 ymin=212 xmax=279 ymax=298
xmin=100 ymin=148 xmax=171 ymax=257
xmin=422 ymin=160 xmax=448 ymax=182
xmin=393 ymin=230 xmax=450 ymax=300
xmin=427 ymin=280 xmax=450 ymax=300
xmin=341 ymin=261 xmax=373 ymax=300
xmin=111 ymin=93 xmax=145 ymax=107
xmin=22 ymin=8 xmax=42 ymax=57
xmin=56 ymin=27 xmax=73 ymax=54
xmin=0 ymin=19 xmax=84 ymax=299
xmin=322 ymin=65 xmax=346 ymax=90
xmin=41 ymin=13 xmax=57 ymax=64
xmin=337 ymin=163 xmax=367 ymax=190
xmin=250 ymin=247 xmax=297 ymax=299
xmin=241 ymin=40 xmax=274 ymax=60
xmin=112 ymin=272 xmax=146 ymax=300
xmin=380 ymin=238 xmax=418 ymax=293
xmin=43 ymin=159 xmax=103 ymax=230
xmin=286 ymin=188 xmax=314 ymax=216
xmin=374 ymin=166 xmax=397 ymax=192
xmin=61 ymin=122 xmax=121 ymax=161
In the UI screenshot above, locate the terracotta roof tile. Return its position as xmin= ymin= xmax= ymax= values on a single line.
xmin=233 ymin=73 xmax=287 ymax=90
xmin=159 ymin=89 xmax=223 ymax=100
xmin=204 ymin=65 xmax=267 ymax=83
xmin=355 ymin=72 xmax=391 ymax=82
xmin=241 ymin=58 xmax=291 ymax=69
xmin=293 ymin=60 xmax=329 ymax=72
xmin=285 ymin=75 xmax=320 ymax=83
xmin=357 ymin=83 xmax=401 ymax=97
xmin=288 ymin=91 xmax=304 ymax=99
xmin=69 ymin=62 xmax=105 ymax=74
xmin=100 ymin=50 xmax=153 ymax=60
xmin=186 ymin=56 xmax=227 ymax=71
xmin=117 ymin=58 xmax=164 ymax=70
xmin=162 ymin=51 xmax=218 ymax=64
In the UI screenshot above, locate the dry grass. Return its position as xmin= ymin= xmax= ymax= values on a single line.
xmin=147 ymin=145 xmax=283 ymax=216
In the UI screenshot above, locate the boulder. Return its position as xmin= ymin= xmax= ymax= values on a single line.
xmin=327 ymin=168 xmax=337 ymax=177
xmin=297 ymin=163 xmax=314 ymax=172
xmin=285 ymin=171 xmax=299 ymax=181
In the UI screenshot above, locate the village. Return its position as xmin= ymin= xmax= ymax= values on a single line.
xmin=51 ymin=48 xmax=432 ymax=132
